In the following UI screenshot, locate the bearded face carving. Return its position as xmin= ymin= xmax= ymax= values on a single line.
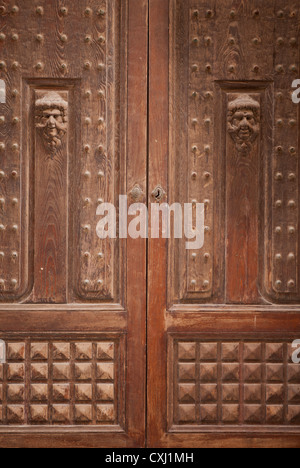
xmin=227 ymin=94 xmax=260 ymax=155
xmin=35 ymin=91 xmax=68 ymax=155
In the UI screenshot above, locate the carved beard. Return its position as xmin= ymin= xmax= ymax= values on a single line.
xmin=42 ymin=126 xmax=67 ymax=154
xmin=228 ymin=120 xmax=260 ymax=155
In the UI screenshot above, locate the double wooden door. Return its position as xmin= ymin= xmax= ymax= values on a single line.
xmin=0 ymin=0 xmax=300 ymax=448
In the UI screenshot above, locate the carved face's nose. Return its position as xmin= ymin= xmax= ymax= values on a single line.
xmin=240 ymin=117 xmax=250 ymax=129
xmin=47 ymin=115 xmax=57 ymax=128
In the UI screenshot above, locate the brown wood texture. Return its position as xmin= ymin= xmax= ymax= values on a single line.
xmin=148 ymin=0 xmax=300 ymax=448
xmin=0 ymin=0 xmax=147 ymax=448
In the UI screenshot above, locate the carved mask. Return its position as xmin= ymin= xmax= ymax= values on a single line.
xmin=35 ymin=91 xmax=68 ymax=155
xmin=227 ymin=95 xmax=260 ymax=155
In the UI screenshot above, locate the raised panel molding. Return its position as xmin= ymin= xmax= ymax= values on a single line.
xmin=0 ymin=0 xmax=125 ymax=304
xmin=169 ymin=0 xmax=300 ymax=305
xmin=169 ymin=336 xmax=300 ymax=432
xmin=0 ymin=334 xmax=125 ymax=431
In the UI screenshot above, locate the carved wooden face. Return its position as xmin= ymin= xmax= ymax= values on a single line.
xmin=230 ymin=109 xmax=258 ymax=142
xmin=35 ymin=91 xmax=68 ymax=155
xmin=40 ymin=108 xmax=65 ymax=138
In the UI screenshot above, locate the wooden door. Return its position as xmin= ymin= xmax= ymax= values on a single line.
xmin=148 ymin=0 xmax=300 ymax=448
xmin=0 ymin=0 xmax=147 ymax=448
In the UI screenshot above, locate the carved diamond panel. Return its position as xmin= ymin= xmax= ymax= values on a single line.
xmin=171 ymin=338 xmax=300 ymax=430
xmin=0 ymin=336 xmax=123 ymax=427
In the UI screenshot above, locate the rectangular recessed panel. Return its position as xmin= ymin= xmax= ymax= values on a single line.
xmin=0 ymin=335 xmax=125 ymax=430
xmin=169 ymin=337 xmax=300 ymax=431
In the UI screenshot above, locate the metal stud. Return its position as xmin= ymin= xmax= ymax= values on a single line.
xmin=12 ymin=143 xmax=19 ymax=152
xmin=0 ymin=197 xmax=4 ymax=206
xmin=191 ymin=64 xmax=198 ymax=72
xmin=60 ymin=34 xmax=68 ymax=43
xmin=288 ymin=226 xmax=296 ymax=235
xmin=205 ymin=63 xmax=212 ymax=73
xmin=98 ymin=252 xmax=104 ymax=259
xmin=12 ymin=61 xmax=20 ymax=70
xmin=98 ymin=171 xmax=104 ymax=178
xmin=84 ymin=7 xmax=92 ymax=16
xmin=290 ymin=38 xmax=297 ymax=46
xmin=290 ymin=147 xmax=296 ymax=154
xmin=204 ymin=145 xmax=210 ymax=153
xmin=288 ymin=200 xmax=296 ymax=208
xmin=276 ymin=146 xmax=283 ymax=153
xmin=276 ymin=119 xmax=283 ymax=126
xmin=83 ymin=224 xmax=91 ymax=233
xmin=288 ymin=173 xmax=296 ymax=181
xmin=11 ymin=279 xmax=18 ymax=288
xmin=11 ymin=170 xmax=18 ymax=178
xmin=0 ymin=224 xmax=4 ymax=231
xmin=0 ymin=143 xmax=5 ymax=151
xmin=277 ymin=37 xmax=284 ymax=46
xmin=275 ymin=280 xmax=282 ymax=288
xmin=0 ymin=33 xmax=5 ymax=41
xmin=253 ymin=9 xmax=260 ymax=18
xmin=275 ymin=172 xmax=283 ymax=180
xmin=275 ymin=200 xmax=283 ymax=208
xmin=0 ymin=6 xmax=6 ymax=15
xmin=98 ymin=145 xmax=104 ymax=153
xmin=204 ymin=171 xmax=211 ymax=179
xmin=84 ymin=61 xmax=92 ymax=70
xmin=98 ymin=117 xmax=104 ymax=125
xmin=11 ymin=224 xmax=18 ymax=232
xmin=0 ymin=61 xmax=6 ymax=70
xmin=12 ymin=117 xmax=19 ymax=124
xmin=228 ymin=64 xmax=235 ymax=73
xmin=192 ymin=37 xmax=199 ymax=46
xmin=191 ymin=171 xmax=197 ymax=180
xmin=228 ymin=37 xmax=235 ymax=45
xmin=36 ymin=34 xmax=44 ymax=42
xmin=289 ymin=119 xmax=296 ymax=127
xmin=85 ymin=90 xmax=92 ymax=99
xmin=191 ymin=280 xmax=196 ymax=286
xmin=11 ymin=5 xmax=19 ymax=14
xmin=98 ymin=90 xmax=105 ymax=99
xmin=275 ymin=254 xmax=282 ymax=261
xmin=191 ymin=253 xmax=197 ymax=260
xmin=276 ymin=64 xmax=284 ymax=73
xmin=84 ymin=144 xmax=90 ymax=153
xmin=83 ymin=280 xmax=90 ymax=287
xmin=11 ymin=33 xmax=19 ymax=41
xmin=36 ymin=6 xmax=44 ymax=16
xmin=205 ymin=9 xmax=213 ymax=18
xmin=97 ymin=63 xmax=105 ymax=71
xmin=229 ymin=10 xmax=236 ymax=19
xmin=60 ymin=7 xmax=68 ymax=16
xmin=288 ymin=253 xmax=296 ymax=261
xmin=288 ymin=280 xmax=295 ymax=289
xmin=277 ymin=10 xmax=284 ymax=18
xmin=203 ymin=280 xmax=210 ymax=288
xmin=12 ymin=198 xmax=18 ymax=205
xmin=97 ymin=280 xmax=103 ymax=286
xmin=290 ymin=64 xmax=297 ymax=73
xmin=84 ymin=35 xmax=92 ymax=44
xmin=275 ymin=226 xmax=282 ymax=234
xmin=84 ymin=170 xmax=91 ymax=178
xmin=252 ymin=37 xmax=260 ymax=46
xmin=12 ymin=89 xmax=19 ymax=98
xmin=0 ymin=170 xmax=4 ymax=178
xmin=253 ymin=65 xmax=259 ymax=73
xmin=11 ymin=251 xmax=18 ymax=260
xmin=83 ymin=252 xmax=90 ymax=259
xmin=85 ymin=117 xmax=91 ymax=125
xmin=97 ymin=8 xmax=106 ymax=17
xmin=98 ymin=36 xmax=105 ymax=44
xmin=0 ymin=252 xmax=3 ymax=258
xmin=35 ymin=62 xmax=43 ymax=71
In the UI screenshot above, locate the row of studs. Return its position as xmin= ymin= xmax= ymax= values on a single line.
xmin=191 ymin=8 xmax=298 ymax=20
xmin=191 ymin=36 xmax=298 ymax=47
xmin=0 ymin=33 xmax=106 ymax=44
xmin=0 ymin=5 xmax=106 ymax=17
xmin=187 ymin=10 xmax=213 ymax=294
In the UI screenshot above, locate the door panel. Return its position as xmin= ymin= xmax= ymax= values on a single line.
xmin=0 ymin=0 xmax=147 ymax=448
xmin=148 ymin=0 xmax=300 ymax=448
